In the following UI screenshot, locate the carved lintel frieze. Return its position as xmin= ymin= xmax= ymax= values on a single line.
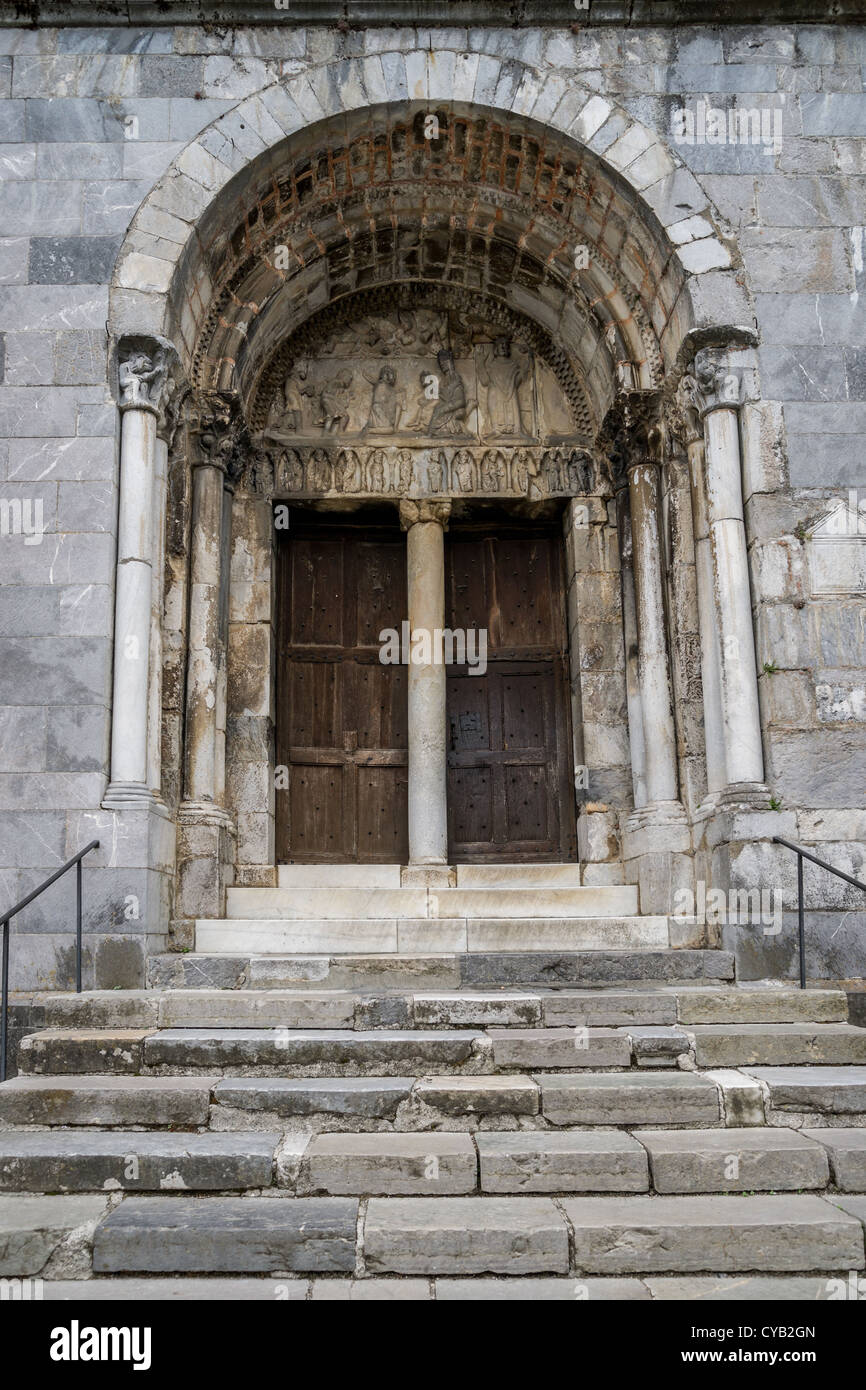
xmin=117 ymin=334 xmax=179 ymax=416
xmin=399 ymin=498 xmax=452 ymax=530
xmin=240 ymin=440 xmax=606 ymax=502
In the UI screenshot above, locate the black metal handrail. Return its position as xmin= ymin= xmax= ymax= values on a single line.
xmin=0 ymin=840 xmax=99 ymax=1082
xmin=773 ymin=836 xmax=866 ymax=990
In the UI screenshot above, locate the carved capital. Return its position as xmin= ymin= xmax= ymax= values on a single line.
xmin=116 ymin=334 xmax=179 ymax=415
xmin=692 ymin=348 xmax=742 ymax=416
xmin=191 ymin=391 xmax=249 ymax=484
xmin=674 ymin=373 xmax=704 ymax=446
xmin=399 ymin=498 xmax=452 ymax=530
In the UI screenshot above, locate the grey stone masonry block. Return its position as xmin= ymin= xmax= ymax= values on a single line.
xmin=0 ymin=285 xmax=107 ymax=331
xmin=412 ymin=992 xmax=542 ymax=1028
xmin=745 ymin=1066 xmax=866 ymax=1114
xmin=212 ymin=1077 xmax=413 ymax=1120
xmin=803 ymin=1130 xmax=866 ymax=1191
xmin=564 ymin=1195 xmax=865 ymax=1274
xmin=303 ymin=1133 xmax=477 ymax=1196
xmin=801 ymin=94 xmax=866 ymax=136
xmin=157 ymin=989 xmax=355 ymax=1029
xmin=17 ymin=1029 xmax=152 ymax=1076
xmin=37 ymin=143 xmax=123 ymax=179
xmin=0 ymin=1131 xmax=279 ymax=1193
xmin=364 ymin=1197 xmax=569 ymax=1276
xmin=0 ymin=1194 xmax=109 ymax=1277
xmin=42 ymin=1277 xmax=309 ymax=1300
xmin=459 ymin=950 xmax=734 ymax=987
xmin=487 ymin=1027 xmax=631 ymax=1069
xmin=0 ymin=1075 xmax=215 ymax=1128
xmin=636 ymin=1128 xmax=830 ymax=1194
xmin=56 ymin=30 xmax=174 ymax=55
xmin=676 ymin=988 xmax=848 ymax=1025
xmin=93 ymin=1196 xmax=359 ymax=1274
xmin=143 ymin=1028 xmax=481 ymax=1074
xmin=25 ymin=99 xmax=126 ymax=143
xmin=539 ymin=1071 xmax=721 ymax=1127
xmin=30 ymin=991 xmax=159 ymax=1030
xmin=476 ymin=1131 xmax=649 ymax=1195
xmin=82 ymin=180 xmax=150 ymax=235
xmin=414 ymin=1075 xmax=538 ymax=1117
xmin=542 ymin=991 xmax=678 ymax=1027
xmin=140 ymin=56 xmax=204 ymax=97
xmin=690 ymin=1024 xmax=866 ymax=1068
xmin=436 ymin=1276 xmax=650 ymax=1300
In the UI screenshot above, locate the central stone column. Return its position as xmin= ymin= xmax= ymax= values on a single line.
xmin=400 ymin=499 xmax=451 ymax=866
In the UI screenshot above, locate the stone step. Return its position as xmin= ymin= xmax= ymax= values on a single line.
xmin=487 ymin=1027 xmax=632 ymax=1069
xmin=563 ymin=1195 xmax=865 ymax=1273
xmin=803 ymin=1130 xmax=866 ymax=1191
xmin=0 ymin=1132 xmax=279 ymax=1192
xmin=0 ymin=1194 xmax=110 ymax=1278
xmin=148 ymin=949 xmax=735 ymax=991
xmin=196 ymin=917 xmax=669 ymax=954
xmin=226 ymin=884 xmax=638 ymax=920
xmin=635 ymin=1128 xmax=831 ymax=1193
xmin=92 ymin=1197 xmax=359 ymax=1274
xmin=277 ymin=865 xmax=402 ymax=889
xmin=212 ymin=1076 xmax=415 ymax=1122
xmin=18 ymin=1030 xmax=154 ymax=1075
xmin=455 ymin=864 xmax=584 ymax=889
xmin=303 ymin=1133 xmax=478 ymax=1195
xmin=744 ymin=1066 xmax=866 ymax=1115
xmin=675 ymin=988 xmax=848 ymax=1025
xmin=537 ymin=1071 xmax=721 ymax=1127
xmin=476 ymin=1131 xmax=649 ymax=1193
xmin=0 ymin=1075 xmax=216 ymax=1128
xmin=690 ymin=1023 xmax=866 ymax=1067
xmin=413 ymin=1075 xmax=539 ymax=1116
xmin=363 ymin=1196 xmax=569 ymax=1275
xmin=143 ymin=1028 xmax=485 ymax=1075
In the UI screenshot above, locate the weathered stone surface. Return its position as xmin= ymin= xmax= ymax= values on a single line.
xmin=144 ymin=1028 xmax=481 ymax=1073
xmin=646 ymin=1275 xmax=854 ymax=1301
xmin=212 ymin=1077 xmax=413 ymax=1118
xmin=676 ymin=988 xmax=848 ymax=1025
xmin=93 ymin=1197 xmax=359 ymax=1273
xmin=745 ymin=1067 xmax=866 ymax=1114
xmin=311 ymin=1278 xmax=431 ymax=1300
xmin=0 ymin=1132 xmax=278 ymax=1193
xmin=459 ymin=952 xmax=734 ymax=986
xmin=542 ymin=991 xmax=678 ymax=1027
xmin=539 ymin=1072 xmax=720 ymax=1126
xmin=637 ymin=1127 xmax=830 ymax=1193
xmin=0 ymin=1194 xmax=109 ymax=1276
xmin=628 ymin=1026 xmax=692 ymax=1066
xmin=564 ymin=1195 xmax=866 ymax=1273
xmin=158 ymin=990 xmax=355 ymax=1029
xmin=43 ymin=1277 xmax=309 ymax=1300
xmin=435 ymin=1276 xmax=650 ymax=1300
xmin=705 ymin=1070 xmax=767 ymax=1127
xmin=690 ymin=1024 xmax=866 ymax=1067
xmin=18 ymin=1029 xmax=152 ymax=1075
xmin=803 ymin=1130 xmax=866 ymax=1190
xmin=364 ymin=1197 xmax=568 ymax=1275
xmin=304 ymin=1133 xmax=477 ymax=1195
xmin=0 ymin=1075 xmax=215 ymax=1127
xmin=33 ymin=991 xmax=160 ymax=1029
xmin=412 ymin=993 xmax=542 ymax=1028
xmin=487 ymin=1027 xmax=631 ymax=1069
xmin=477 ymin=1131 xmax=648 ymax=1194
xmin=414 ymin=1075 xmax=538 ymax=1116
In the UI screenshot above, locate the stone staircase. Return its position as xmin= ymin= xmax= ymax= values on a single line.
xmin=2 ymin=864 xmax=866 ymax=1299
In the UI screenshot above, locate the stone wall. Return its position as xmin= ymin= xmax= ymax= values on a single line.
xmin=0 ymin=15 xmax=864 ymax=983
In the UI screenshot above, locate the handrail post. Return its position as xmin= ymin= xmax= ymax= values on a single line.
xmin=797 ymin=852 xmax=806 ymax=991
xmin=76 ymin=858 xmax=83 ymax=995
xmin=1 ymin=918 xmax=9 ymax=1084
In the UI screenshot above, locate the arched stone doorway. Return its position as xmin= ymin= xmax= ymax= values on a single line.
xmin=102 ymin=74 xmax=769 ymax=941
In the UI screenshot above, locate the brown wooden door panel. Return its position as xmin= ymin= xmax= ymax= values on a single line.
xmin=446 ymin=527 xmax=576 ymax=863
xmin=277 ymin=522 xmax=408 ymax=863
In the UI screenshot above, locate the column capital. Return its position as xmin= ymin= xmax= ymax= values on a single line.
xmin=190 ymin=390 xmax=249 ymax=487
xmin=116 ymin=334 xmax=178 ymax=417
xmin=399 ymin=498 xmax=451 ymax=530
xmin=689 ymin=347 xmax=742 ymax=417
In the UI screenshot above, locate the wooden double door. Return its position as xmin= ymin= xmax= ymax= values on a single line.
xmin=276 ymin=516 xmax=575 ymax=863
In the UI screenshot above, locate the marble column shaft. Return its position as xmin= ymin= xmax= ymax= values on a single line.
xmin=628 ymin=459 xmax=679 ymax=806
xmin=401 ymin=500 xmax=450 ymax=865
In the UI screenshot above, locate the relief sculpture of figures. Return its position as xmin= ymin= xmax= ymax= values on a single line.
xmin=119 ymin=345 xmax=167 ymax=409
xmin=427 ymin=350 xmax=470 ymax=435
xmin=364 ymin=365 xmax=404 ymax=432
xmin=478 ymin=338 xmax=528 ymax=436
xmin=317 ymin=371 xmax=355 ymax=433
